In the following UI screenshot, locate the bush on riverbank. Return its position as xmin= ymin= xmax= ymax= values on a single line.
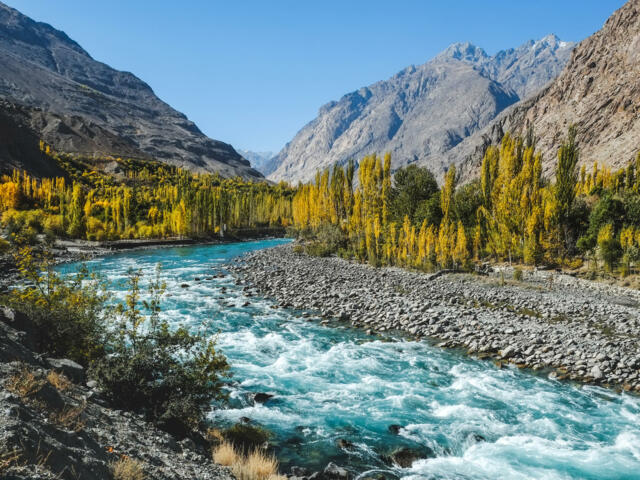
xmin=90 ymin=267 xmax=230 ymax=437
xmin=2 ymin=247 xmax=231 ymax=439
xmin=2 ymin=246 xmax=108 ymax=365
xmin=220 ymin=423 xmax=271 ymax=452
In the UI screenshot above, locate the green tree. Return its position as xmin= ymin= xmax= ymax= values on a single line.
xmin=555 ymin=126 xmax=579 ymax=254
xmin=389 ymin=165 xmax=439 ymax=224
xmin=3 ymin=246 xmax=108 ymax=365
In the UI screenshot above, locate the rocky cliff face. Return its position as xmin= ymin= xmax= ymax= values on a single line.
xmin=268 ymin=36 xmax=574 ymax=184
xmin=0 ymin=2 xmax=262 ymax=179
xmin=0 ymin=307 xmax=234 ymax=480
xmin=447 ymin=0 xmax=640 ymax=181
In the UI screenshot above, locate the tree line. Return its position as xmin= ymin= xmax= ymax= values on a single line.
xmin=292 ymin=129 xmax=640 ymax=275
xmin=0 ymin=151 xmax=295 ymax=243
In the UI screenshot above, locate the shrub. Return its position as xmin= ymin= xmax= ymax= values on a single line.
xmin=90 ymin=267 xmax=230 ymax=438
xmin=223 ymin=423 xmax=270 ymax=452
xmin=112 ymin=457 xmax=145 ymax=480
xmin=235 ymin=450 xmax=281 ymax=480
xmin=213 ymin=441 xmax=239 ymax=466
xmin=6 ymin=366 xmax=44 ymax=398
xmin=600 ymin=238 xmax=622 ymax=271
xmin=315 ymin=223 xmax=347 ymax=252
xmin=0 ymin=238 xmax=10 ymax=254
xmin=304 ymin=242 xmax=333 ymax=257
xmin=46 ymin=371 xmax=72 ymax=392
xmin=2 ymin=246 xmax=108 ymax=365
xmin=513 ymin=268 xmax=523 ymax=281
xmin=49 ymin=403 xmax=86 ymax=432
xmin=43 ymin=214 xmax=66 ymax=237
xmin=292 ymin=244 xmax=304 ymax=255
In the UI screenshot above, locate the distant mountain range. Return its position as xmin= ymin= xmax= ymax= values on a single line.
xmin=0 ymin=1 xmax=262 ymax=179
xmin=237 ymin=150 xmax=277 ymax=176
xmin=267 ymin=34 xmax=574 ymax=183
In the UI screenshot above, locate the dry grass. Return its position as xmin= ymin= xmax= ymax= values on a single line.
xmin=212 ymin=442 xmax=282 ymax=480
xmin=6 ymin=367 xmax=44 ymax=398
xmin=0 ymin=448 xmax=21 ymax=474
xmin=111 ymin=456 xmax=145 ymax=480
xmin=46 ymin=371 xmax=72 ymax=392
xmin=206 ymin=427 xmax=225 ymax=445
xmin=49 ymin=403 xmax=86 ymax=432
xmin=213 ymin=441 xmax=238 ymax=466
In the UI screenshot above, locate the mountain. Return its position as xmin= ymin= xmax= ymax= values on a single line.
xmin=237 ymin=149 xmax=278 ymax=176
xmin=446 ymin=0 xmax=640 ymax=182
xmin=439 ymin=34 xmax=574 ymax=100
xmin=0 ymin=98 xmax=144 ymax=178
xmin=268 ymin=36 xmax=574 ymax=184
xmin=0 ymin=2 xmax=262 ymax=179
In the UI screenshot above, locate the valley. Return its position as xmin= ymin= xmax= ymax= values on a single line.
xmin=1 ymin=1 xmax=639 ymax=479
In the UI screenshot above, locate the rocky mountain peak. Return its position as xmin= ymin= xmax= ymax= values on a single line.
xmin=439 ymin=0 xmax=640 ymax=183
xmin=437 ymin=42 xmax=489 ymax=63
xmin=268 ymin=34 xmax=575 ymax=184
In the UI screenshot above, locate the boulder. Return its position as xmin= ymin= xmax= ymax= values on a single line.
xmin=323 ymin=462 xmax=349 ymax=480
xmin=386 ymin=446 xmax=434 ymax=468
xmin=388 ymin=424 xmax=402 ymax=435
xmin=252 ymin=392 xmax=274 ymax=404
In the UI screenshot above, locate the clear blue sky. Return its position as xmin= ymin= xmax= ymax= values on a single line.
xmin=7 ymin=0 xmax=626 ymax=153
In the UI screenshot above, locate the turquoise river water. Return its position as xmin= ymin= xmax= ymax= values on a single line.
xmin=60 ymin=239 xmax=640 ymax=480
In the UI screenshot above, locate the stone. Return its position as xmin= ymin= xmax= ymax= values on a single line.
xmin=591 ymin=365 xmax=604 ymax=381
xmin=387 ymin=424 xmax=403 ymax=435
xmin=386 ymin=447 xmax=434 ymax=468
xmin=323 ymin=462 xmax=349 ymax=480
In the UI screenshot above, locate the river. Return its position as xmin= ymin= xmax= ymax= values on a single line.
xmin=60 ymin=239 xmax=640 ymax=480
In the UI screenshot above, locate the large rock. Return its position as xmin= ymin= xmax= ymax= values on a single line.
xmin=323 ymin=462 xmax=350 ymax=480
xmin=386 ymin=446 xmax=435 ymax=468
xmin=46 ymin=358 xmax=85 ymax=384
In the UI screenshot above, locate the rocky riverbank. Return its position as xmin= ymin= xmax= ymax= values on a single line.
xmin=229 ymin=244 xmax=640 ymax=393
xmin=0 ymin=308 xmax=235 ymax=480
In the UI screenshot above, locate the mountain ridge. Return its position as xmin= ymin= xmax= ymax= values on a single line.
xmin=268 ymin=35 xmax=574 ymax=184
xmin=443 ymin=0 xmax=640 ymax=182
xmin=0 ymin=1 xmax=262 ymax=179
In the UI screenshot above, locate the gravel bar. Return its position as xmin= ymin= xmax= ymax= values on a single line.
xmin=229 ymin=244 xmax=640 ymax=393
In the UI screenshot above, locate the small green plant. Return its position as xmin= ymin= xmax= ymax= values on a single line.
xmin=2 ymin=246 xmax=108 ymax=365
xmin=513 ymin=267 xmax=523 ymax=281
xmin=304 ymin=242 xmax=333 ymax=257
xmin=222 ymin=423 xmax=270 ymax=452
xmin=90 ymin=266 xmax=230 ymax=437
